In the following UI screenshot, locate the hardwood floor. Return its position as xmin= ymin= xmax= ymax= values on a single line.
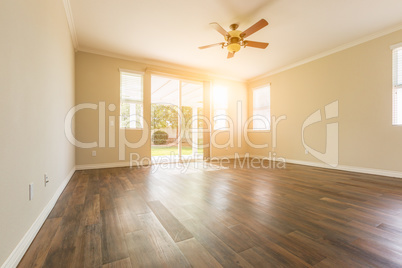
xmin=18 ymin=160 xmax=402 ymax=267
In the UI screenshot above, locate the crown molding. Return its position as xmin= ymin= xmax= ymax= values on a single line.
xmin=390 ymin=42 xmax=402 ymax=50
xmin=249 ymin=23 xmax=402 ymax=83
xmin=62 ymin=0 xmax=79 ymax=49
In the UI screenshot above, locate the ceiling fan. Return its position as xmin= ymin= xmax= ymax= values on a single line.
xmin=199 ymin=19 xmax=269 ymax=59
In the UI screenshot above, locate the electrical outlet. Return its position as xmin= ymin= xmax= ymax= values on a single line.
xmin=29 ymin=183 xmax=34 ymax=200
xmin=44 ymin=173 xmax=49 ymax=186
xmin=92 ymin=150 xmax=96 ymax=157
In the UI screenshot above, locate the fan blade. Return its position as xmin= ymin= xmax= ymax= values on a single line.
xmin=245 ymin=41 xmax=269 ymax=49
xmin=198 ymin=42 xmax=225 ymax=49
xmin=241 ymin=19 xmax=268 ymax=38
xmin=210 ymin=22 xmax=229 ymax=37
xmin=227 ymin=52 xmax=235 ymax=59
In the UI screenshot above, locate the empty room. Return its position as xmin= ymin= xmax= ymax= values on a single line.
xmin=2 ymin=0 xmax=402 ymax=267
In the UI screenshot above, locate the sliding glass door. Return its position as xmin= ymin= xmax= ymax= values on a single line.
xmin=181 ymin=81 xmax=203 ymax=159
xmin=151 ymin=75 xmax=203 ymax=160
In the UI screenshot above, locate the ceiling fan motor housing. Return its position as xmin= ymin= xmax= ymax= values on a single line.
xmin=227 ymin=30 xmax=242 ymax=52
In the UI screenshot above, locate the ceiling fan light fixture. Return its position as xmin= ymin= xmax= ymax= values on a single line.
xmin=227 ymin=43 xmax=241 ymax=53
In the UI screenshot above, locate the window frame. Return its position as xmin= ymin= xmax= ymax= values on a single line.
xmin=119 ymin=69 xmax=144 ymax=129
xmin=392 ymin=43 xmax=402 ymax=126
xmin=252 ymin=84 xmax=271 ymax=131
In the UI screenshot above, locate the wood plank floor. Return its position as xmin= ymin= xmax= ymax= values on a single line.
xmin=18 ymin=160 xmax=402 ymax=267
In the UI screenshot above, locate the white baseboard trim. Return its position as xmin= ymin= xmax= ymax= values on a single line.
xmin=248 ymin=154 xmax=402 ymax=179
xmin=76 ymin=158 xmax=209 ymax=171
xmin=78 ymin=155 xmax=402 ymax=179
xmin=75 ymin=162 xmax=131 ymax=170
xmin=285 ymin=158 xmax=402 ymax=179
xmin=1 ymin=167 xmax=76 ymax=268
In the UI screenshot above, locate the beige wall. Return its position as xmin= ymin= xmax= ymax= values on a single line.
xmin=248 ymin=29 xmax=402 ymax=172
xmin=75 ymin=52 xmax=248 ymax=166
xmin=0 ymin=0 xmax=75 ymax=265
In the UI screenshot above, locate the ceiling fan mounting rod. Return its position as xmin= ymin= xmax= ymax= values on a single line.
xmin=229 ymin=23 xmax=239 ymax=31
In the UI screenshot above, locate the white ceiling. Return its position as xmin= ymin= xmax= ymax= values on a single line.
xmin=69 ymin=0 xmax=402 ymax=81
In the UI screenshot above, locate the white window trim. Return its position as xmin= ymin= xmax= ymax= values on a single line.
xmin=120 ymin=70 xmax=144 ymax=129
xmin=252 ymin=84 xmax=271 ymax=131
xmin=392 ymin=44 xmax=402 ymax=126
xmin=119 ymin=68 xmax=145 ymax=75
xmin=390 ymin=42 xmax=402 ymax=51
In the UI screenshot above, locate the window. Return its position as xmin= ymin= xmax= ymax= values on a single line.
xmin=253 ymin=85 xmax=270 ymax=130
xmin=213 ymin=86 xmax=228 ymax=130
xmin=392 ymin=44 xmax=402 ymax=125
xmin=120 ymin=71 xmax=143 ymax=128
